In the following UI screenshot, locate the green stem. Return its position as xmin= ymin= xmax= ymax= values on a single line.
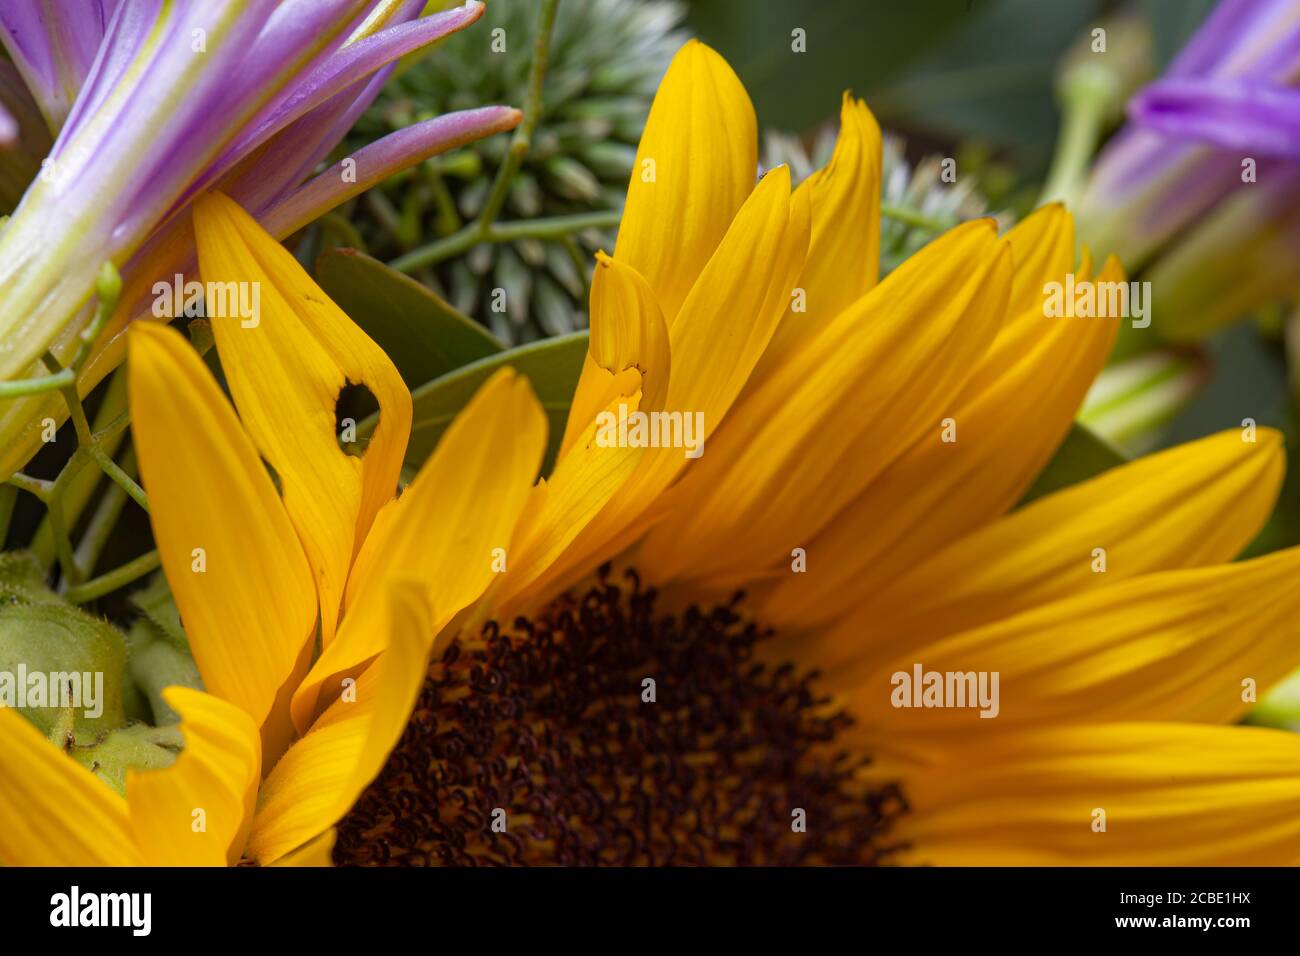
xmin=390 ymin=0 xmax=567 ymax=276
xmin=32 ymin=367 xmax=129 ymax=566
xmin=426 ymin=166 xmax=463 ymax=239
xmin=45 ymin=496 xmax=81 ymax=587
xmin=476 ymin=0 xmax=560 ymax=231
xmin=73 ymin=448 xmax=135 ymax=577
xmin=1039 ymin=89 xmax=1109 ymax=208
xmin=6 ymin=472 xmax=52 ymax=501
xmin=2 ymin=262 xmax=122 ymax=400
xmin=388 ymin=229 xmax=472 ymax=272
xmin=0 ymin=367 xmax=75 ymax=398
xmin=52 ymin=360 xmax=148 ymax=516
xmin=27 ymin=446 xmax=94 ymax=575
xmin=86 ymin=443 xmax=149 ymax=515
xmin=364 ymin=189 xmax=404 ymax=240
xmin=490 ymin=210 xmax=620 ymax=242
xmin=390 ymin=209 xmax=621 ymax=273
xmin=64 ymin=549 xmax=160 ymax=604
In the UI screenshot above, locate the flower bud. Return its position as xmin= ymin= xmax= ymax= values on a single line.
xmin=1077 ymin=0 xmax=1300 ymax=341
xmin=1079 ymin=347 xmax=1208 ymax=451
xmin=67 ymin=723 xmax=183 ymax=794
xmin=1056 ymin=12 xmax=1153 ymax=128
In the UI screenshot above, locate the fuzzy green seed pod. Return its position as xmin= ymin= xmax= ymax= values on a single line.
xmin=66 ymin=723 xmax=183 ymax=794
xmin=0 ymin=552 xmax=128 ymax=737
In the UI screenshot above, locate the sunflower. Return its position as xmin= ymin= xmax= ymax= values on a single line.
xmin=330 ymin=42 xmax=1300 ymax=866
xmin=6 ymin=40 xmax=1300 ymax=868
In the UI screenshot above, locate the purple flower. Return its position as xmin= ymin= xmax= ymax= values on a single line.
xmin=1132 ymin=0 xmax=1300 ymax=157
xmin=0 ymin=1 xmax=520 ymax=476
xmin=1078 ymin=0 xmax=1300 ymax=340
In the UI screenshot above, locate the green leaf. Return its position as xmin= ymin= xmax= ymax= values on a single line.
xmin=362 ymin=331 xmax=589 ymax=478
xmin=1020 ymin=422 xmax=1127 ymax=504
xmin=315 ymin=248 xmax=504 ymax=389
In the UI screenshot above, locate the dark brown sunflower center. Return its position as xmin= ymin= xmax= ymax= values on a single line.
xmin=334 ymin=568 xmax=907 ymax=866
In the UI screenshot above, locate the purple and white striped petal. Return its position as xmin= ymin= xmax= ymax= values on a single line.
xmin=0 ymin=0 xmax=117 ymax=131
xmin=0 ymin=0 xmax=515 ymax=452
xmin=1132 ymin=77 xmax=1300 ymax=158
xmin=1077 ymin=128 xmax=1249 ymax=272
xmin=261 ymin=105 xmax=523 ymax=236
xmin=1146 ymin=166 xmax=1300 ymax=339
xmin=209 ymin=2 xmax=486 ymax=192
xmin=0 ymin=1 xmax=281 ymax=379
xmin=1079 ymin=0 xmax=1300 ymax=333
xmin=1166 ymin=0 xmax=1300 ymax=79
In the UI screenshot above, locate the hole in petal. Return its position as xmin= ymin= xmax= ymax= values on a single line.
xmin=335 ymin=381 xmax=378 ymax=455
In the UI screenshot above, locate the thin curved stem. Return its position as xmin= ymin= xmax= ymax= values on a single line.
xmin=390 ymin=209 xmax=621 ymax=273
xmin=64 ymin=549 xmax=160 ymax=604
xmin=476 ymin=0 xmax=560 ymax=230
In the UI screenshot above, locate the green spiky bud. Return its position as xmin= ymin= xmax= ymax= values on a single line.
xmin=346 ymin=0 xmax=686 ymax=345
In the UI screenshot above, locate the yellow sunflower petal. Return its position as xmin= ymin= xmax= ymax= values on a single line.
xmin=289 ymin=368 xmax=545 ymax=731
xmin=1004 ymin=201 xmax=1077 ymax=320
xmin=268 ymin=828 xmax=336 ymax=867
xmin=614 ymin=39 xmax=757 ymax=321
xmin=948 ymin=205 xmax=1091 ymax=395
xmin=894 ymin=723 xmax=1300 ymax=865
xmin=193 ymin=192 xmax=412 ymax=645
xmin=494 ymin=168 xmax=811 ymax=613
xmin=752 ymin=93 xmax=882 ymax=386
xmin=796 ymin=93 xmax=882 ymax=309
xmin=484 ymin=393 xmax=657 ymax=619
xmin=0 ymin=707 xmax=138 ymax=865
xmin=248 ymin=584 xmax=430 ymax=865
xmin=128 ymin=323 xmax=317 ymax=735
xmin=560 ymin=254 xmax=670 ymax=456
xmin=805 ymin=427 xmax=1285 ymax=672
xmin=127 ymin=688 xmax=261 ymax=866
xmin=759 ymin=252 xmax=1121 ymax=631
xmin=845 ymin=547 xmax=1300 ymax=766
xmin=638 ymin=219 xmax=1007 ymax=584
xmin=661 ymin=165 xmax=811 ymax=427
